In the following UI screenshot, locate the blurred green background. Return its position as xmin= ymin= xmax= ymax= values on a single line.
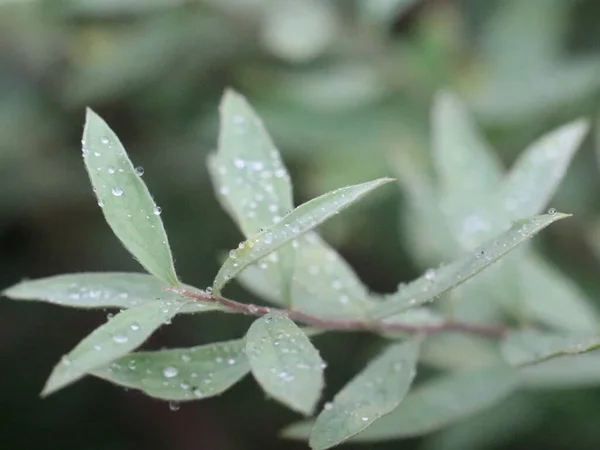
xmin=4 ymin=0 xmax=600 ymax=449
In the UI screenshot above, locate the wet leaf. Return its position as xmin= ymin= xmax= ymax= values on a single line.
xmin=210 ymin=89 xmax=293 ymax=237
xmin=82 ymin=109 xmax=178 ymax=285
xmin=374 ymin=214 xmax=569 ymax=318
xmin=42 ymin=300 xmax=183 ymax=396
xmin=501 ymin=330 xmax=600 ymax=366
xmin=283 ymin=365 xmax=518 ymax=442
xmin=213 ymin=178 xmax=392 ymax=294
xmin=246 ymin=312 xmax=324 ymax=415
xmin=500 ymin=119 xmax=588 ymax=219
xmin=2 ymin=273 xmax=215 ymax=314
xmin=309 ymin=340 xmax=420 ymax=449
xmin=94 ymin=339 xmax=249 ymax=400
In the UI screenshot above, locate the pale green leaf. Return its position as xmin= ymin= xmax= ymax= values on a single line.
xmin=500 ymin=119 xmax=588 ymax=219
xmin=213 ymin=178 xmax=392 ymax=294
xmin=246 ymin=312 xmax=324 ymax=415
xmin=93 ymin=339 xmax=249 ymax=400
xmin=82 ymin=109 xmax=178 ymax=285
xmin=519 ymin=351 xmax=600 ymax=388
xmin=236 ymin=232 xmax=375 ymax=319
xmin=2 ymin=273 xmax=216 ymax=314
xmin=432 ymin=90 xmax=503 ymax=216
xmin=521 ymin=254 xmax=599 ymax=332
xmin=424 ymin=396 xmax=540 ymax=450
xmin=211 ymin=89 xmax=293 ymax=237
xmin=309 ymin=340 xmax=420 ymax=450
xmin=42 ymin=300 xmax=183 ymax=396
xmin=501 ymin=330 xmax=600 ymax=367
xmin=374 ymin=213 xmax=569 ymax=318
xmin=420 ymin=334 xmax=502 ymax=371
xmin=284 ymin=365 xmax=518 ymax=442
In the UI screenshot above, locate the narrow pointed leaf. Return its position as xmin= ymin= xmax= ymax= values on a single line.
xmin=2 ymin=273 xmax=216 ymax=314
xmin=500 ymin=119 xmax=588 ymax=219
xmin=93 ymin=339 xmax=249 ymax=400
xmin=283 ymin=365 xmax=518 ymax=442
xmin=209 ymin=90 xmax=297 ymax=306
xmin=309 ymin=340 xmax=420 ymax=450
xmin=501 ymin=330 xmax=600 ymax=367
xmin=213 ymin=178 xmax=392 ymax=294
xmin=520 ymin=351 xmax=600 ymax=388
xmin=236 ymin=233 xmax=376 ymax=319
xmin=521 ymin=255 xmax=599 ymax=332
xmin=42 ymin=300 xmax=183 ymax=396
xmin=246 ymin=312 xmax=324 ymax=415
xmin=211 ymin=89 xmax=294 ymax=236
xmin=82 ymin=109 xmax=178 ymax=285
xmin=432 ymin=91 xmax=503 ymax=214
xmin=374 ymin=213 xmax=569 ymax=318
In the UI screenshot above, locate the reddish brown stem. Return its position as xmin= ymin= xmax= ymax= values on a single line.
xmin=167 ymin=288 xmax=507 ymax=339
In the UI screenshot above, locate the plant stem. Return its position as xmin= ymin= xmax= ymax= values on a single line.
xmin=167 ymin=288 xmax=508 ymax=339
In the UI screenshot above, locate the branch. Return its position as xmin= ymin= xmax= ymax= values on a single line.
xmin=167 ymin=288 xmax=508 ymax=339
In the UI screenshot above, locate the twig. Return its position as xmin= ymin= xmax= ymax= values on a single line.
xmin=166 ymin=288 xmax=508 ymax=339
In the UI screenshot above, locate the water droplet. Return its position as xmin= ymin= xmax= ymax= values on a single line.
xmin=101 ymin=137 xmax=110 ymax=144
xmin=135 ymin=166 xmax=145 ymax=176
xmin=106 ymin=312 xmax=114 ymax=320
xmin=425 ymin=269 xmax=436 ymax=280
xmin=112 ymin=334 xmax=128 ymax=344
xmin=361 ymin=416 xmax=369 ymax=422
xmin=130 ymin=322 xmax=140 ymax=331
xmin=205 ymin=286 xmax=213 ymax=295
xmin=219 ymin=187 xmax=229 ymax=196
xmin=181 ymin=353 xmax=192 ymax=363
xmin=153 ymin=206 xmax=162 ymax=216
xmin=548 ymin=208 xmax=556 ymax=215
xmin=108 ymin=167 xmax=116 ymax=174
xmin=228 ymin=359 xmax=236 ymax=365
xmin=112 ymin=187 xmax=123 ymax=197
xmin=169 ymin=401 xmax=180 ymax=411
xmin=163 ymin=366 xmax=179 ymax=378
xmin=128 ymin=360 xmax=137 ymax=370
xmin=324 ymin=402 xmax=333 ymax=411
xmin=193 ymin=388 xmax=204 ymax=398
xmin=229 ymin=250 xmax=237 ymax=259
xmin=234 ymin=158 xmax=246 ymax=168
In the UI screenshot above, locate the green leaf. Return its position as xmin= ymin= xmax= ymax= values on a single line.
xmin=289 ymin=233 xmax=374 ymax=320
xmin=245 ymin=312 xmax=324 ymax=415
xmin=519 ymin=351 xmax=600 ymax=388
xmin=42 ymin=300 xmax=183 ymax=396
xmin=499 ymin=119 xmax=588 ymax=219
xmin=213 ymin=178 xmax=392 ymax=294
xmin=236 ymin=233 xmax=375 ymax=319
xmin=211 ymin=89 xmax=294 ymax=236
xmin=521 ymin=255 xmax=599 ymax=332
xmin=82 ymin=109 xmax=178 ymax=285
xmin=284 ymin=365 xmax=518 ymax=442
xmin=309 ymin=340 xmax=420 ymax=450
xmin=2 ymin=273 xmax=216 ymax=314
xmin=93 ymin=339 xmax=249 ymax=400
xmin=501 ymin=330 xmax=600 ymax=367
xmin=420 ymin=334 xmax=502 ymax=371
xmin=374 ymin=213 xmax=569 ymax=318
xmin=432 ymin=90 xmax=503 ymax=218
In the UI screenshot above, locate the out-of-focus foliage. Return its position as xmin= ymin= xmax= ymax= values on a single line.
xmin=4 ymin=1 xmax=600 ymax=449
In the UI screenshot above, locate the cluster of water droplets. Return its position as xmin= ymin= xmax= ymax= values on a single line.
xmin=103 ymin=341 xmax=248 ymax=402
xmin=64 ymin=282 xmax=139 ymax=308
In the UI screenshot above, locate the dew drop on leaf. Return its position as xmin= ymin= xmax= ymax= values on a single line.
xmin=163 ymin=366 xmax=179 ymax=378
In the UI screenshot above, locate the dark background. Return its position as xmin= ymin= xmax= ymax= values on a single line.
xmin=3 ymin=0 xmax=600 ymax=449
